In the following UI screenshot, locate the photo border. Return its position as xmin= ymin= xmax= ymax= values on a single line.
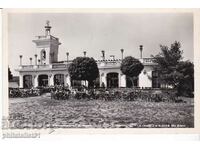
xmin=2 ymin=8 xmax=200 ymax=135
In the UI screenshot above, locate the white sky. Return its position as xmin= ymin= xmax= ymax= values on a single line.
xmin=8 ymin=13 xmax=193 ymax=75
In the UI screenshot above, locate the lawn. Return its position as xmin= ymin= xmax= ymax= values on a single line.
xmin=9 ymin=96 xmax=194 ymax=128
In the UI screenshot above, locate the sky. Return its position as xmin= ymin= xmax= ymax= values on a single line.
xmin=8 ymin=12 xmax=193 ymax=75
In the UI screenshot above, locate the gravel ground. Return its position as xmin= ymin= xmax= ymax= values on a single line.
xmin=9 ymin=96 xmax=194 ymax=128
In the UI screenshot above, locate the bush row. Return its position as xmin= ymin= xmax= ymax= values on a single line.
xmin=9 ymin=86 xmax=184 ymax=103
xmin=51 ymin=88 xmax=183 ymax=103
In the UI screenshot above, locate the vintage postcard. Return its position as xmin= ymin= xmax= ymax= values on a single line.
xmin=2 ymin=8 xmax=200 ymax=137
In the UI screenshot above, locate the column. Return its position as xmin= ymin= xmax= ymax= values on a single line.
xmin=118 ymin=73 xmax=121 ymax=87
xmin=138 ymin=69 xmax=152 ymax=88
xmin=100 ymin=73 xmax=107 ymax=88
xmin=19 ymin=74 xmax=23 ymax=88
xmin=66 ymin=52 xmax=69 ymax=62
xmin=49 ymin=74 xmax=54 ymax=86
xmin=19 ymin=55 xmax=23 ymax=66
xmin=120 ymin=74 xmax=126 ymax=87
xmin=65 ymin=74 xmax=71 ymax=88
xmin=120 ymin=49 xmax=124 ymax=60
xmin=34 ymin=75 xmax=38 ymax=88
xmin=83 ymin=51 xmax=86 ymax=57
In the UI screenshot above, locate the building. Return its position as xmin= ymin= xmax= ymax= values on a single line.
xmin=16 ymin=21 xmax=160 ymax=89
xmin=9 ymin=76 xmax=19 ymax=88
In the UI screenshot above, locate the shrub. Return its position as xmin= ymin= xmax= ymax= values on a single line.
xmin=51 ymin=90 xmax=70 ymax=100
xmin=9 ymin=88 xmax=41 ymax=98
xmin=10 ymin=86 xmax=184 ymax=103
xmin=36 ymin=86 xmax=53 ymax=94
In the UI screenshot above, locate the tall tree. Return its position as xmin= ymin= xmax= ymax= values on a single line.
xmin=152 ymin=41 xmax=194 ymax=97
xmin=68 ymin=57 xmax=99 ymax=87
xmin=120 ymin=56 xmax=144 ymax=87
xmin=8 ymin=67 xmax=13 ymax=81
xmin=176 ymin=61 xmax=194 ymax=97
xmin=152 ymin=41 xmax=183 ymax=86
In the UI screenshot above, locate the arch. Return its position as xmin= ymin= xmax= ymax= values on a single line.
xmin=41 ymin=49 xmax=46 ymax=60
xmin=23 ymin=75 xmax=33 ymax=89
xmin=38 ymin=74 xmax=48 ymax=87
xmin=54 ymin=74 xmax=64 ymax=86
xmin=106 ymin=72 xmax=119 ymax=88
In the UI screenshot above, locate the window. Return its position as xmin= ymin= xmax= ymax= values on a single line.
xmin=152 ymin=71 xmax=160 ymax=88
xmin=41 ymin=49 xmax=46 ymax=60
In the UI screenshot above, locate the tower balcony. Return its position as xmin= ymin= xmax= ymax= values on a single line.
xmin=16 ymin=62 xmax=70 ymax=72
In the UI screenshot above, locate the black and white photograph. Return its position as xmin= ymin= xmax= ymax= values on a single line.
xmin=3 ymin=9 xmax=197 ymax=132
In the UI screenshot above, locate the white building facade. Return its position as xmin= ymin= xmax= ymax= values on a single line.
xmin=16 ymin=21 xmax=160 ymax=89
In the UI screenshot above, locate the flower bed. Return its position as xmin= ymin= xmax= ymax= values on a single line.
xmin=9 ymin=86 xmax=183 ymax=103
xmin=50 ymin=85 xmax=71 ymax=100
xmin=50 ymin=87 xmax=182 ymax=103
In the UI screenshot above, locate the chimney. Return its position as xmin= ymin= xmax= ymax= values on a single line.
xmin=101 ymin=50 xmax=105 ymax=61
xmin=140 ymin=45 xmax=143 ymax=59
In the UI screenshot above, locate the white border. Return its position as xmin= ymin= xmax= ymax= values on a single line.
xmin=2 ymin=8 xmax=200 ymax=135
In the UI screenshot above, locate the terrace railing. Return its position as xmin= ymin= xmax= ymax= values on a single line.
xmin=21 ymin=65 xmax=34 ymax=69
xmin=52 ymin=63 xmax=68 ymax=69
xmin=143 ymin=58 xmax=156 ymax=64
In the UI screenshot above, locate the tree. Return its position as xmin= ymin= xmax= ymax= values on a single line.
xmin=68 ymin=57 xmax=99 ymax=87
xmin=8 ymin=67 xmax=13 ymax=81
xmin=120 ymin=56 xmax=144 ymax=87
xmin=152 ymin=41 xmax=194 ymax=97
xmin=176 ymin=61 xmax=194 ymax=97
xmin=152 ymin=41 xmax=183 ymax=86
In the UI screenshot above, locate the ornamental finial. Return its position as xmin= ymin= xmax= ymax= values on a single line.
xmin=46 ymin=20 xmax=50 ymax=26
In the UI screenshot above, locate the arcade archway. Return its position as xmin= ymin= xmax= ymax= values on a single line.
xmin=23 ymin=75 xmax=33 ymax=88
xmin=38 ymin=74 xmax=48 ymax=87
xmin=106 ymin=72 xmax=119 ymax=88
xmin=54 ymin=74 xmax=64 ymax=86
